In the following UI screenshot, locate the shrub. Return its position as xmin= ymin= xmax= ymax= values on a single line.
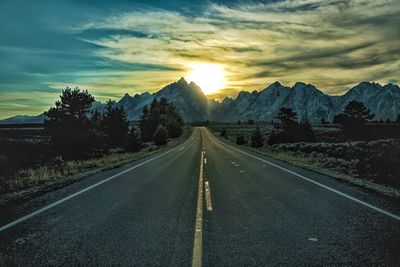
xmin=153 ymin=125 xmax=168 ymax=146
xmin=220 ymin=127 xmax=228 ymax=138
xmin=236 ymin=134 xmax=246 ymax=145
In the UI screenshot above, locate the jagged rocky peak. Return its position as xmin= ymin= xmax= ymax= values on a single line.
xmin=292 ymin=82 xmax=318 ymax=91
xmin=237 ymin=90 xmax=252 ymax=99
xmin=176 ymin=77 xmax=188 ymax=85
xmin=2 ymin=79 xmax=400 ymax=124
xmin=351 ymin=81 xmax=382 ymax=92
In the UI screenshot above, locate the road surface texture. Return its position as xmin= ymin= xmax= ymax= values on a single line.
xmin=1 ymin=127 xmax=399 ymax=266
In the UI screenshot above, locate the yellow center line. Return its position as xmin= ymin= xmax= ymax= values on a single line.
xmin=205 ymin=181 xmax=213 ymax=212
xmin=192 ymin=149 xmax=204 ymax=267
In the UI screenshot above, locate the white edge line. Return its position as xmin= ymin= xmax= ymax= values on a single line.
xmin=0 ymin=132 xmax=195 ymax=232
xmin=206 ymin=129 xmax=400 ymax=222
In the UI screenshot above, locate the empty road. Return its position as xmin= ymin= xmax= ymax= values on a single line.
xmin=1 ymin=127 xmax=399 ymax=266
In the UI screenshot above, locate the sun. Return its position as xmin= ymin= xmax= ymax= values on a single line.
xmin=188 ymin=64 xmax=225 ymax=95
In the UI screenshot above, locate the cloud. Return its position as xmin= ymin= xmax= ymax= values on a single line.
xmin=68 ymin=0 xmax=399 ymax=99
xmin=1 ymin=0 xmax=399 ymax=116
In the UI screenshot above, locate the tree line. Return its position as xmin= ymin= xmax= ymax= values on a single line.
xmin=44 ymin=87 xmax=183 ymax=160
xmin=225 ymin=100 xmax=383 ymax=148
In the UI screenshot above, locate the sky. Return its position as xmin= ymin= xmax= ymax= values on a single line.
xmin=0 ymin=0 xmax=399 ymax=119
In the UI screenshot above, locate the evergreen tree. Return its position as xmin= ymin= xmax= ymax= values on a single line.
xmin=334 ymin=100 xmax=375 ymax=138
xmin=268 ymin=107 xmax=298 ymax=144
xmin=126 ymin=126 xmax=143 ymax=152
xmin=101 ymin=100 xmax=129 ymax=147
xmin=251 ymin=125 xmax=264 ymax=147
xmin=297 ymin=120 xmax=315 ymax=142
xmin=138 ymin=98 xmax=183 ymax=141
xmin=44 ymin=87 xmax=95 ymax=159
xmin=91 ymin=110 xmax=103 ymax=131
xmin=341 ymin=100 xmax=374 ymax=125
xmin=153 ymin=125 xmax=168 ymax=145
xmin=268 ymin=107 xmax=315 ymax=144
xmin=138 ymin=106 xmax=152 ymax=142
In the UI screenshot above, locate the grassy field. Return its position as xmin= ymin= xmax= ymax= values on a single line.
xmin=208 ymin=124 xmax=400 ymax=197
xmin=0 ymin=126 xmax=192 ymax=195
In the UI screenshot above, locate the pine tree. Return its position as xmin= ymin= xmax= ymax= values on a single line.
xmin=126 ymin=126 xmax=143 ymax=152
xmin=153 ymin=125 xmax=168 ymax=146
xmin=101 ymin=100 xmax=129 ymax=147
xmin=334 ymin=100 xmax=375 ymax=138
xmin=44 ymin=87 xmax=95 ymax=159
xmin=251 ymin=125 xmax=264 ymax=148
xmin=138 ymin=106 xmax=151 ymax=142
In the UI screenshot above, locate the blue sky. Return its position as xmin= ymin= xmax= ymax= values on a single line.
xmin=0 ymin=0 xmax=399 ymax=118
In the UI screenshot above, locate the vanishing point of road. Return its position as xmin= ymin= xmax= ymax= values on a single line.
xmin=1 ymin=127 xmax=399 ymax=266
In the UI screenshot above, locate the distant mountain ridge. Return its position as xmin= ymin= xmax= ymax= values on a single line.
xmin=1 ymin=79 xmax=399 ymax=124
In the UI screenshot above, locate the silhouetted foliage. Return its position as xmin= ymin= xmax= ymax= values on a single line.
xmin=251 ymin=125 xmax=264 ymax=147
xmin=332 ymin=113 xmax=348 ymax=124
xmin=237 ymin=120 xmax=241 ymax=125
xmin=91 ymin=110 xmax=103 ymax=131
xmin=220 ymin=127 xmax=228 ymax=138
xmin=138 ymin=106 xmax=152 ymax=142
xmin=268 ymin=107 xmax=315 ymax=144
xmin=248 ymin=119 xmax=255 ymax=125
xmin=320 ymin=117 xmax=327 ymax=124
xmin=397 ymin=114 xmax=400 ymax=123
xmin=297 ymin=120 xmax=315 ymax=142
xmin=101 ymin=100 xmax=129 ymax=147
xmin=126 ymin=126 xmax=143 ymax=152
xmin=236 ymin=134 xmax=246 ymax=145
xmin=153 ymin=125 xmax=168 ymax=146
xmin=139 ymin=98 xmax=183 ymax=142
xmin=44 ymin=87 xmax=95 ymax=159
xmin=333 ymin=100 xmax=375 ymax=138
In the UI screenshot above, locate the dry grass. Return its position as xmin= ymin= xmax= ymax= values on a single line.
xmin=208 ymin=125 xmax=400 ymax=198
xmin=0 ymin=127 xmax=193 ymax=194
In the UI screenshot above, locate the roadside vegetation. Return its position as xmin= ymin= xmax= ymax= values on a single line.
xmin=209 ymin=101 xmax=400 ymax=196
xmin=0 ymin=87 xmax=190 ymax=195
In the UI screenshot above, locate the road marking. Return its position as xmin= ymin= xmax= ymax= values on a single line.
xmin=205 ymin=181 xmax=213 ymax=212
xmin=207 ymin=129 xmax=400 ymax=222
xmin=204 ymin=158 xmax=207 ymax=165
xmin=192 ymin=149 xmax=204 ymax=267
xmin=178 ymin=146 xmax=185 ymax=151
xmin=0 ymin=133 xmax=195 ymax=233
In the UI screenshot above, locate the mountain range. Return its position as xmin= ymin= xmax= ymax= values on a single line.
xmin=1 ymin=78 xmax=399 ymax=124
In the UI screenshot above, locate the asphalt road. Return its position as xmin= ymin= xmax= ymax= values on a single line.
xmin=1 ymin=127 xmax=400 ymax=266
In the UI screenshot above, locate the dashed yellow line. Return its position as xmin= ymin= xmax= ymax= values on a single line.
xmin=205 ymin=181 xmax=213 ymax=212
xmin=192 ymin=149 xmax=205 ymax=267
